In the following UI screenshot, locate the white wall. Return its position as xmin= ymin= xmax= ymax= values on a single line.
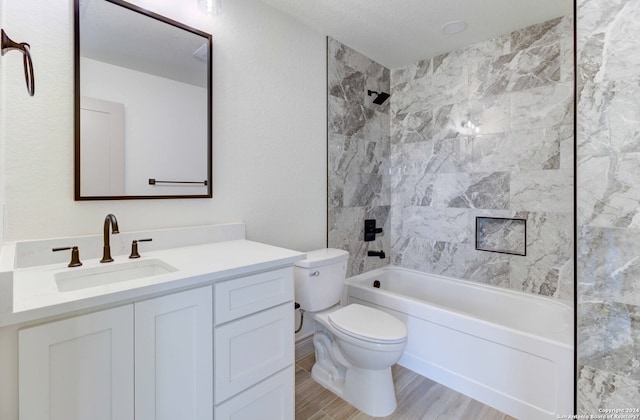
xmin=1 ymin=0 xmax=327 ymax=252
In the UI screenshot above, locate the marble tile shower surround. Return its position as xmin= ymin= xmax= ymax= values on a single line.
xmin=576 ymin=0 xmax=640 ymax=412
xmin=327 ymin=38 xmax=391 ymax=276
xmin=327 ymin=4 xmax=640 ymax=413
xmin=328 ymin=17 xmax=574 ymax=295
xmin=389 ymin=16 xmax=574 ymax=301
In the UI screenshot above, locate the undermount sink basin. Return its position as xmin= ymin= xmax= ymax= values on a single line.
xmin=55 ymin=259 xmax=178 ymax=292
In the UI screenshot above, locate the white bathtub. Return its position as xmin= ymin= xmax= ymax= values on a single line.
xmin=345 ymin=266 xmax=573 ymax=420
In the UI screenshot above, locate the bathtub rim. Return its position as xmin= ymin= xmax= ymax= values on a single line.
xmin=345 ymin=265 xmax=573 ymax=349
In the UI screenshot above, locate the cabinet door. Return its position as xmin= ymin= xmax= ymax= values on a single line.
xmin=19 ymin=305 xmax=134 ymax=420
xmin=134 ymin=286 xmax=213 ymax=420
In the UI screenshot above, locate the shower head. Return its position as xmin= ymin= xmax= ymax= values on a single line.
xmin=367 ymin=90 xmax=390 ymax=105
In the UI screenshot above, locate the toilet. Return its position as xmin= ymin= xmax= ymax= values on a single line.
xmin=294 ymin=248 xmax=408 ymax=417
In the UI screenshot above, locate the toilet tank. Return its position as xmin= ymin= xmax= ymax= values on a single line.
xmin=294 ymin=248 xmax=349 ymax=312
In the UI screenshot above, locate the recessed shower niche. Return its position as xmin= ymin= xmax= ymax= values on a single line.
xmin=475 ymin=217 xmax=527 ymax=256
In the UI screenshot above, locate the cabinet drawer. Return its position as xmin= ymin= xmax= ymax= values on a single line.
xmin=214 ymin=267 xmax=293 ymax=324
xmin=214 ymin=366 xmax=294 ymax=420
xmin=214 ymin=303 xmax=293 ymax=404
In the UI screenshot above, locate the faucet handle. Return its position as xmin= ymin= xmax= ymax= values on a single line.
xmin=52 ymin=246 xmax=83 ymax=267
xmin=129 ymin=238 xmax=152 ymax=259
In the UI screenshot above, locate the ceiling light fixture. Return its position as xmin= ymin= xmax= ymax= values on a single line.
xmin=441 ymin=20 xmax=467 ymax=35
xmin=198 ymin=0 xmax=222 ymax=15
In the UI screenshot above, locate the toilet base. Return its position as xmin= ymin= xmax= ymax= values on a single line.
xmin=311 ymin=332 xmax=398 ymax=417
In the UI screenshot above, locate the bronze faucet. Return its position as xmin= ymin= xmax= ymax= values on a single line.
xmin=100 ymin=214 xmax=120 ymax=263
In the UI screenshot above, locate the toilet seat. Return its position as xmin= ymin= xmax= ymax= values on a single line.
xmin=328 ymin=304 xmax=407 ymax=344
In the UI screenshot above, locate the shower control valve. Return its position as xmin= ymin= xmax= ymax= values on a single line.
xmin=364 ymin=219 xmax=383 ymax=242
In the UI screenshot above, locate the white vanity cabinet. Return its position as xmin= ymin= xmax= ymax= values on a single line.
xmin=18 ymin=286 xmax=213 ymax=420
xmin=2 ymin=226 xmax=305 ymax=420
xmin=213 ymin=267 xmax=295 ymax=419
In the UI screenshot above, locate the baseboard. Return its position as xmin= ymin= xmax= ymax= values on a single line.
xmin=295 ymin=334 xmax=314 ymax=360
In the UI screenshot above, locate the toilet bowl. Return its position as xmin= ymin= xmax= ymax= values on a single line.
xmin=311 ymin=304 xmax=407 ymax=416
xmin=294 ymin=249 xmax=408 ymax=417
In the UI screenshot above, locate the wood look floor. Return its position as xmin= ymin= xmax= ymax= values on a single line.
xmin=295 ymin=352 xmax=516 ymax=420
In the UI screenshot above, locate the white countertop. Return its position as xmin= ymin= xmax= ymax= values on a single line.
xmin=1 ymin=239 xmax=305 ymax=328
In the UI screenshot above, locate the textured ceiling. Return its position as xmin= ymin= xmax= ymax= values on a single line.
xmin=259 ymin=0 xmax=573 ymax=69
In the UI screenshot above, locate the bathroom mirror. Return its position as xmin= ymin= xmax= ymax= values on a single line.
xmin=74 ymin=0 xmax=212 ymax=200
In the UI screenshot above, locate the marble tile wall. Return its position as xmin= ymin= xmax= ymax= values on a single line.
xmin=327 ymin=38 xmax=391 ymax=276
xmin=390 ymin=16 xmax=575 ymax=300
xmin=576 ymin=0 xmax=640 ymax=412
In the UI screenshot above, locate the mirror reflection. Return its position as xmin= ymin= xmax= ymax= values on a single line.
xmin=75 ymin=0 xmax=212 ymax=199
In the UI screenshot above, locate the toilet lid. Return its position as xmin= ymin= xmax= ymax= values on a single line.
xmin=328 ymin=304 xmax=407 ymax=344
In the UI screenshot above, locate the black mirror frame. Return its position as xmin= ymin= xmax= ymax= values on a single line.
xmin=74 ymin=0 xmax=213 ymax=200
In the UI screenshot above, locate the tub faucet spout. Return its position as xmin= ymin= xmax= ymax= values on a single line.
xmin=100 ymin=213 xmax=120 ymax=263
xmin=367 ymin=250 xmax=386 ymax=259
